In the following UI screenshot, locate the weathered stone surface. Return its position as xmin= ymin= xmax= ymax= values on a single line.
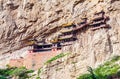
xmin=0 ymin=0 xmax=120 ymax=79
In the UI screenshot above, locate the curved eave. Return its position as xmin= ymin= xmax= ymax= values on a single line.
xmin=62 ymin=22 xmax=73 ymax=28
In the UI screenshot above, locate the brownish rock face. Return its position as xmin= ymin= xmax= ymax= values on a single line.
xmin=0 ymin=0 xmax=120 ymax=79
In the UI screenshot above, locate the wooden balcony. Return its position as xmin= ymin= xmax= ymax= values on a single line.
xmin=33 ymin=48 xmax=52 ymax=52
xmin=92 ymin=16 xmax=104 ymax=22
xmin=33 ymin=43 xmax=61 ymax=52
xmin=60 ymin=28 xmax=73 ymax=33
xmin=90 ymin=20 xmax=105 ymax=26
xmin=59 ymin=31 xmax=76 ymax=37
xmin=63 ymin=38 xmax=77 ymax=42
xmin=93 ymin=11 xmax=105 ymax=20
xmin=59 ymin=35 xmax=75 ymax=41
xmin=33 ymin=44 xmax=53 ymax=49
xmin=59 ymin=28 xmax=77 ymax=36
xmin=52 ymin=43 xmax=61 ymax=48
xmin=62 ymin=22 xmax=74 ymax=28
xmin=73 ymin=23 xmax=88 ymax=31
xmin=61 ymin=41 xmax=73 ymax=46
xmin=59 ymin=35 xmax=77 ymax=42
xmin=63 ymin=25 xmax=76 ymax=29
xmin=91 ymin=24 xmax=109 ymax=31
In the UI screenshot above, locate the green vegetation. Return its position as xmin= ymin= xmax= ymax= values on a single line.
xmin=36 ymin=68 xmax=42 ymax=79
xmin=0 ymin=75 xmax=6 ymax=79
xmin=77 ymin=56 xmax=120 ymax=79
xmin=45 ymin=53 xmax=69 ymax=64
xmin=0 ymin=66 xmax=34 ymax=79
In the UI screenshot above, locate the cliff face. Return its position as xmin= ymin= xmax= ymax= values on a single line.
xmin=0 ymin=0 xmax=118 ymax=54
xmin=0 ymin=0 xmax=120 ymax=79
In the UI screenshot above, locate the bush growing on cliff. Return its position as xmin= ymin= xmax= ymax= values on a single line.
xmin=0 ymin=66 xmax=34 ymax=79
xmin=45 ymin=53 xmax=69 ymax=64
xmin=36 ymin=68 xmax=42 ymax=79
xmin=10 ymin=67 xmax=34 ymax=79
xmin=0 ymin=75 xmax=7 ymax=79
xmin=77 ymin=56 xmax=120 ymax=79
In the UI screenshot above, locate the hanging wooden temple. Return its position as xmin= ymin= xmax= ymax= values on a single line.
xmin=60 ymin=29 xmax=73 ymax=33
xmin=90 ymin=11 xmax=110 ymax=31
xmin=60 ymin=29 xmax=76 ymax=36
xmin=74 ymin=23 xmax=88 ymax=31
xmin=33 ymin=44 xmax=52 ymax=52
xmin=62 ymin=24 xmax=76 ymax=32
xmin=33 ymin=48 xmax=52 ymax=52
xmin=32 ymin=42 xmax=61 ymax=52
xmin=58 ymin=23 xmax=77 ymax=46
xmin=52 ymin=42 xmax=61 ymax=50
xmin=93 ymin=17 xmax=104 ymax=22
xmin=59 ymin=34 xmax=75 ymax=40
xmin=91 ymin=24 xmax=109 ymax=31
xmin=60 ymin=23 xmax=77 ymax=35
xmin=60 ymin=41 xmax=74 ymax=46
xmin=58 ymin=35 xmax=77 ymax=43
xmin=59 ymin=36 xmax=76 ymax=46
xmin=62 ymin=22 xmax=75 ymax=28
xmin=90 ymin=20 xmax=105 ymax=26
xmin=92 ymin=11 xmax=105 ymax=22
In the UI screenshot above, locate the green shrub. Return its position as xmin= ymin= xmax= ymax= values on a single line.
xmin=36 ymin=68 xmax=42 ymax=79
xmin=77 ymin=56 xmax=120 ymax=79
xmin=77 ymin=74 xmax=92 ymax=79
xmin=0 ymin=66 xmax=34 ymax=79
xmin=45 ymin=53 xmax=69 ymax=64
xmin=0 ymin=75 xmax=7 ymax=79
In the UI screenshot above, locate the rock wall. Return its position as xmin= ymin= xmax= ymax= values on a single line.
xmin=39 ymin=0 xmax=120 ymax=79
xmin=0 ymin=0 xmax=120 ymax=79
xmin=0 ymin=0 xmax=118 ymax=54
xmin=0 ymin=47 xmax=29 ymax=68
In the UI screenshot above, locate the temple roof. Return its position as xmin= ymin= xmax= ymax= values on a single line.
xmin=59 ymin=35 xmax=75 ymax=41
xmin=60 ymin=29 xmax=73 ymax=33
xmin=62 ymin=22 xmax=74 ymax=28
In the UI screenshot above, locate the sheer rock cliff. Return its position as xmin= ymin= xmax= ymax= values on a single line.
xmin=0 ymin=0 xmax=120 ymax=79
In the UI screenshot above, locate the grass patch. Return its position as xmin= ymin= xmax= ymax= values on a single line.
xmin=45 ymin=53 xmax=69 ymax=64
xmin=0 ymin=66 xmax=34 ymax=79
xmin=36 ymin=68 xmax=42 ymax=79
xmin=77 ymin=56 xmax=120 ymax=79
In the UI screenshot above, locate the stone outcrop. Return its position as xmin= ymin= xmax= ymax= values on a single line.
xmin=0 ymin=0 xmax=120 ymax=79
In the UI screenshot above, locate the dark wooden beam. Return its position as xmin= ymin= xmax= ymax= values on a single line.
xmin=91 ymin=24 xmax=110 ymax=31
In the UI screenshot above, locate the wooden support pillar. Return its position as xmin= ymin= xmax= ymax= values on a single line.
xmin=28 ymin=50 xmax=33 ymax=53
xmin=52 ymin=48 xmax=57 ymax=52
